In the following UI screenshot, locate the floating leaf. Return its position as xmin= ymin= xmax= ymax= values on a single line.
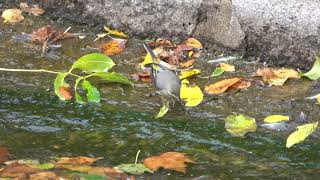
xmin=211 ymin=67 xmax=225 ymax=77
xmin=230 ymin=79 xmax=251 ymax=89
xmin=264 ymin=115 xmax=289 ymax=123
xmin=156 ymin=98 xmax=169 ymax=118
xmin=184 ymin=38 xmax=203 ymax=49
xmin=116 ymin=164 xmax=153 ymax=175
xmin=179 ymin=69 xmax=201 ymax=79
xmin=219 ymin=63 xmax=235 ymax=72
xmin=88 ymin=72 xmax=133 ymax=86
xmin=225 ymin=114 xmax=257 ymax=137
xmin=286 ymin=122 xmax=318 ymax=148
xmin=0 ymin=147 xmax=9 ymax=164
xmin=0 ymin=163 xmax=40 ymax=178
xmin=205 ymin=78 xmax=241 ymax=95
xmin=254 ymin=68 xmax=300 ymax=86
xmin=31 ymin=25 xmax=56 ymax=43
xmin=54 ymin=73 xmax=70 ymax=101
xmin=144 ymin=152 xmax=194 ymax=173
xmin=100 ymin=40 xmax=127 ymax=56
xmin=71 ymin=53 xmax=115 ymax=73
xmin=81 ymin=80 xmax=101 ymax=103
xmin=302 ymin=57 xmax=320 ymax=80
xmin=56 ymin=156 xmax=103 ymax=166
xmin=180 ymin=80 xmax=203 ymax=107
xmin=1 ymin=9 xmax=24 ymax=23
xmin=29 ymin=172 xmax=59 ymax=180
xmin=104 ymin=26 xmax=128 ymax=38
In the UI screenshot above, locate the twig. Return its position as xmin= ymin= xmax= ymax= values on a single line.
xmin=0 ymin=68 xmax=81 ymax=78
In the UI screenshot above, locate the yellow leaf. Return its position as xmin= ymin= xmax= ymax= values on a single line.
xmin=184 ymin=38 xmax=203 ymax=49
xmin=317 ymin=96 xmax=320 ymax=104
xmin=156 ymin=99 xmax=169 ymax=118
xmin=104 ymin=26 xmax=128 ymax=38
xmin=219 ymin=63 xmax=235 ymax=72
xmin=264 ymin=115 xmax=290 ymax=123
xmin=286 ymin=122 xmax=318 ymax=148
xmin=180 ymin=80 xmax=203 ymax=107
xmin=2 ymin=9 xmax=24 ymax=23
xmin=179 ymin=69 xmax=201 ymax=79
xmin=254 ymin=68 xmax=300 ymax=86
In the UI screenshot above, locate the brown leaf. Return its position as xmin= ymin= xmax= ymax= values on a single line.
xmin=31 ymin=25 xmax=56 ymax=43
xmin=59 ymin=87 xmax=72 ymax=100
xmin=180 ymin=60 xmax=195 ymax=68
xmin=0 ymin=146 xmax=10 ymax=164
xmin=0 ymin=162 xmax=40 ymax=178
xmin=205 ymin=78 xmax=242 ymax=95
xmin=174 ymin=44 xmax=193 ymax=54
xmin=184 ymin=38 xmax=203 ymax=49
xmin=231 ymin=79 xmax=252 ymax=89
xmin=254 ymin=68 xmax=300 ymax=86
xmin=56 ymin=156 xmax=103 ymax=166
xmin=144 ymin=152 xmax=194 ymax=173
xmin=20 ymin=3 xmax=45 ymax=16
xmin=100 ymin=40 xmax=126 ymax=56
xmin=29 ymin=171 xmax=59 ymax=180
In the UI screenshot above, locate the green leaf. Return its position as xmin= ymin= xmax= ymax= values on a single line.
xmin=211 ymin=67 xmax=225 ymax=77
xmin=156 ymin=98 xmax=169 ymax=118
xmin=225 ymin=114 xmax=257 ymax=137
xmin=74 ymin=77 xmax=85 ymax=104
xmin=87 ymin=72 xmax=134 ymax=86
xmin=264 ymin=115 xmax=290 ymax=123
xmin=302 ymin=57 xmax=320 ymax=80
xmin=82 ymin=80 xmax=101 ymax=103
xmin=116 ymin=163 xmax=153 ymax=175
xmin=71 ymin=53 xmax=115 ymax=73
xmin=286 ymin=122 xmax=318 ymax=148
xmin=54 ymin=72 xmax=70 ymax=100
xmin=30 ymin=163 xmax=55 ymax=170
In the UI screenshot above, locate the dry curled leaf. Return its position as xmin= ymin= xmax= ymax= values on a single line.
xmin=0 ymin=162 xmax=40 ymax=178
xmin=2 ymin=9 xmax=24 ymax=23
xmin=31 ymin=25 xmax=56 ymax=43
xmin=231 ymin=79 xmax=252 ymax=89
xmin=180 ymin=60 xmax=195 ymax=68
xmin=56 ymin=156 xmax=103 ymax=166
xmin=59 ymin=87 xmax=72 ymax=100
xmin=184 ymin=38 xmax=203 ymax=49
xmin=144 ymin=152 xmax=194 ymax=173
xmin=20 ymin=3 xmax=45 ymax=16
xmin=104 ymin=26 xmax=128 ymax=38
xmin=254 ymin=68 xmax=300 ymax=86
xmin=100 ymin=40 xmax=127 ymax=56
xmin=205 ymin=78 xmax=242 ymax=95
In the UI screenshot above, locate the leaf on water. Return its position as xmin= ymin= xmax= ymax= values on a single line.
xmin=31 ymin=25 xmax=56 ymax=43
xmin=71 ymin=53 xmax=115 ymax=73
xmin=0 ymin=162 xmax=40 ymax=178
xmin=29 ymin=171 xmax=59 ymax=180
xmin=0 ymin=147 xmax=9 ymax=164
xmin=56 ymin=156 xmax=103 ymax=166
xmin=184 ymin=38 xmax=203 ymax=49
xmin=254 ymin=68 xmax=300 ymax=86
xmin=219 ymin=63 xmax=235 ymax=72
xmin=180 ymin=79 xmax=203 ymax=107
xmin=264 ymin=115 xmax=290 ymax=123
xmin=104 ymin=26 xmax=128 ymax=38
xmin=100 ymin=40 xmax=127 ymax=56
xmin=19 ymin=3 xmax=45 ymax=16
xmin=180 ymin=60 xmax=195 ymax=68
xmin=302 ymin=56 xmax=320 ymax=80
xmin=286 ymin=122 xmax=318 ymax=148
xmin=1 ymin=9 xmax=24 ymax=23
xmin=30 ymin=163 xmax=55 ymax=170
xmin=225 ymin=114 xmax=257 ymax=137
xmin=211 ymin=67 xmax=225 ymax=77
xmin=82 ymin=80 xmax=101 ymax=103
xmin=156 ymin=98 xmax=169 ymax=118
xmin=179 ymin=69 xmax=201 ymax=79
xmin=116 ymin=164 xmax=153 ymax=175
xmin=88 ymin=72 xmax=134 ymax=86
xmin=230 ymin=79 xmax=251 ymax=89
xmin=205 ymin=78 xmax=242 ymax=95
xmin=54 ymin=73 xmax=70 ymax=101
xmin=144 ymin=152 xmax=194 ymax=173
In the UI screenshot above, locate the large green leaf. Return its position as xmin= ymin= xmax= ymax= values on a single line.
xmin=74 ymin=77 xmax=85 ymax=104
xmin=302 ymin=57 xmax=320 ymax=80
xmin=54 ymin=72 xmax=70 ymax=100
xmin=87 ymin=72 xmax=133 ymax=86
xmin=71 ymin=53 xmax=115 ymax=73
xmin=286 ymin=122 xmax=318 ymax=148
xmin=81 ymin=80 xmax=101 ymax=103
xmin=116 ymin=163 xmax=153 ymax=175
xmin=225 ymin=114 xmax=257 ymax=137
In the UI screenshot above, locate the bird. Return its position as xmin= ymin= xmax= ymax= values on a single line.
xmin=142 ymin=43 xmax=181 ymax=103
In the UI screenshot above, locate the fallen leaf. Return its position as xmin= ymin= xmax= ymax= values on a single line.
xmin=264 ymin=115 xmax=290 ymax=123
xmin=29 ymin=171 xmax=59 ymax=180
xmin=301 ymin=56 xmax=320 ymax=80
xmin=211 ymin=67 xmax=225 ymax=77
xmin=254 ymin=68 xmax=300 ymax=86
xmin=231 ymin=79 xmax=251 ymax=89
xmin=144 ymin=152 xmax=194 ymax=173
xmin=180 ymin=79 xmax=203 ymax=107
xmin=2 ymin=9 xmax=24 ymax=23
xmin=104 ymin=26 xmax=128 ymax=38
xmin=0 ymin=162 xmax=40 ymax=178
xmin=116 ymin=164 xmax=153 ymax=175
xmin=184 ymin=38 xmax=203 ymax=49
xmin=100 ymin=40 xmax=127 ymax=56
xmin=56 ymin=156 xmax=103 ymax=166
xmin=286 ymin=122 xmax=318 ymax=148
xmin=31 ymin=25 xmax=56 ymax=43
xmin=156 ymin=98 xmax=169 ymax=118
xmin=205 ymin=78 xmax=242 ymax=95
xmin=20 ymin=3 xmax=45 ymax=16
xmin=317 ymin=96 xmax=320 ymax=104
xmin=225 ymin=114 xmax=257 ymax=137
xmin=0 ymin=147 xmax=9 ymax=164
xmin=180 ymin=60 xmax=195 ymax=68
xmin=59 ymin=87 xmax=72 ymax=100
xmin=219 ymin=63 xmax=235 ymax=72
xmin=179 ymin=69 xmax=201 ymax=79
